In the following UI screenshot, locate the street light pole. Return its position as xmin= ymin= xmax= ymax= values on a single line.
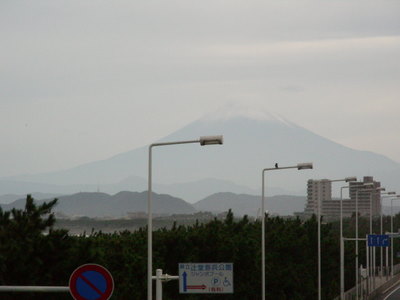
xmin=340 ymin=185 xmax=349 ymax=300
xmin=380 ymin=191 xmax=396 ymax=279
xmin=340 ymin=182 xmax=377 ymax=299
xmin=391 ymin=195 xmax=400 ymax=278
xmin=261 ymin=162 xmax=313 ymax=300
xmin=318 ymin=180 xmax=322 ymax=300
xmin=355 ymin=183 xmax=374 ymax=299
xmin=147 ymin=135 xmax=223 ymax=300
xmin=355 ymin=186 xmax=382 ymax=296
xmin=318 ymin=177 xmax=356 ymax=300
xmin=368 ymin=187 xmax=385 ymax=294
xmin=355 ymin=188 xmax=360 ymax=299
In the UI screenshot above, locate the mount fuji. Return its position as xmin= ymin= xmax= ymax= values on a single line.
xmin=2 ymin=108 xmax=399 ymax=203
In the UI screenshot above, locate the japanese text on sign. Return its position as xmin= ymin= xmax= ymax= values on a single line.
xmin=179 ymin=263 xmax=233 ymax=294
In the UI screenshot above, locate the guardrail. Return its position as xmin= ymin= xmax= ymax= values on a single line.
xmin=0 ymin=286 xmax=69 ymax=292
xmin=335 ymin=264 xmax=400 ymax=299
xmin=367 ymin=273 xmax=400 ymax=299
xmin=0 ymin=269 xmax=176 ymax=300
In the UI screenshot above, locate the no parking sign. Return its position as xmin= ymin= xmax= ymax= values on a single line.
xmin=69 ymin=264 xmax=114 ymax=300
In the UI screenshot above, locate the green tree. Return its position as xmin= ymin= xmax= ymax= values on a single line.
xmin=0 ymin=195 xmax=73 ymax=299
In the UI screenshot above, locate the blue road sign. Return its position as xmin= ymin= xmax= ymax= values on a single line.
xmin=69 ymin=264 xmax=114 ymax=300
xmin=179 ymin=263 xmax=233 ymax=294
xmin=368 ymin=234 xmax=390 ymax=247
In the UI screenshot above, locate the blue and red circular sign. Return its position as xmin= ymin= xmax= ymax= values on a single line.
xmin=69 ymin=264 xmax=114 ymax=300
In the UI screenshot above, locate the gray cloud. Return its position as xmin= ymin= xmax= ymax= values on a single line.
xmin=0 ymin=0 xmax=399 ymax=177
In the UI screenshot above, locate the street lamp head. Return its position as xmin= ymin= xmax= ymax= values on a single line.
xmin=297 ymin=162 xmax=313 ymax=170
xmin=387 ymin=191 xmax=396 ymax=195
xmin=345 ymin=177 xmax=357 ymax=182
xmin=199 ymin=135 xmax=223 ymax=146
xmin=377 ymin=187 xmax=386 ymax=191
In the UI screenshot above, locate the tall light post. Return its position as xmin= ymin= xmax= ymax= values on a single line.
xmin=354 ymin=183 xmax=375 ymax=299
xmin=340 ymin=182 xmax=377 ymax=299
xmin=367 ymin=187 xmax=385 ymax=293
xmin=261 ymin=162 xmax=313 ymax=300
xmin=339 ymin=184 xmax=350 ymax=300
xmin=380 ymin=191 xmax=396 ymax=279
xmin=391 ymin=195 xmax=400 ymax=277
xmin=147 ymin=135 xmax=223 ymax=300
xmin=355 ymin=182 xmax=385 ymax=299
xmin=317 ymin=177 xmax=356 ymax=300
xmin=340 ymin=182 xmax=373 ymax=299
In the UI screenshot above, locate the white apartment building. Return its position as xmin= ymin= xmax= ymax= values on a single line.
xmin=304 ymin=176 xmax=381 ymax=219
xmin=305 ymin=179 xmax=332 ymax=214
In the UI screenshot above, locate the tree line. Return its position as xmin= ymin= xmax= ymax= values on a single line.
xmin=1 ymin=195 xmax=399 ymax=299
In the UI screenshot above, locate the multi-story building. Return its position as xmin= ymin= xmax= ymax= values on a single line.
xmin=305 ymin=179 xmax=332 ymax=215
xmin=303 ymin=176 xmax=381 ymax=219
xmin=348 ymin=176 xmax=381 ymax=217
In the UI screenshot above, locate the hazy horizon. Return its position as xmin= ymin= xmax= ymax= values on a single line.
xmin=1 ymin=1 xmax=399 ymax=179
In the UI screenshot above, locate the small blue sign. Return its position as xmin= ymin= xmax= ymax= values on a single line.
xmin=368 ymin=234 xmax=390 ymax=247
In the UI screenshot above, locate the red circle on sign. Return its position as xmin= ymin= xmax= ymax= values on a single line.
xmin=69 ymin=264 xmax=114 ymax=300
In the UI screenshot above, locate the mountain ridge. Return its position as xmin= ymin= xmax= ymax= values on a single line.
xmin=1 ymin=114 xmax=399 ymax=196
xmin=0 ymin=191 xmax=196 ymax=218
xmin=0 ymin=176 xmax=290 ymax=203
xmin=0 ymin=191 xmax=306 ymax=218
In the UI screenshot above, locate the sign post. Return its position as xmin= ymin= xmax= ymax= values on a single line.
xmin=179 ymin=263 xmax=233 ymax=294
xmin=69 ymin=264 xmax=114 ymax=300
xmin=367 ymin=235 xmax=390 ymax=293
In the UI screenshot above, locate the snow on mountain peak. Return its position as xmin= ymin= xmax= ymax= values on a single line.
xmin=200 ymin=103 xmax=293 ymax=126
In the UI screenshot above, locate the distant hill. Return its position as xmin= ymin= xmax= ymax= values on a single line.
xmin=2 ymin=113 xmax=399 ymax=198
xmin=0 ymin=192 xmax=63 ymax=204
xmin=194 ymin=192 xmax=306 ymax=217
xmin=0 ymin=177 xmax=271 ymax=204
xmin=1 ymin=191 xmax=306 ymax=219
xmin=0 ymin=191 xmax=196 ymax=218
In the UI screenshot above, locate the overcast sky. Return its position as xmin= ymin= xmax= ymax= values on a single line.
xmin=1 ymin=0 xmax=399 ymax=178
